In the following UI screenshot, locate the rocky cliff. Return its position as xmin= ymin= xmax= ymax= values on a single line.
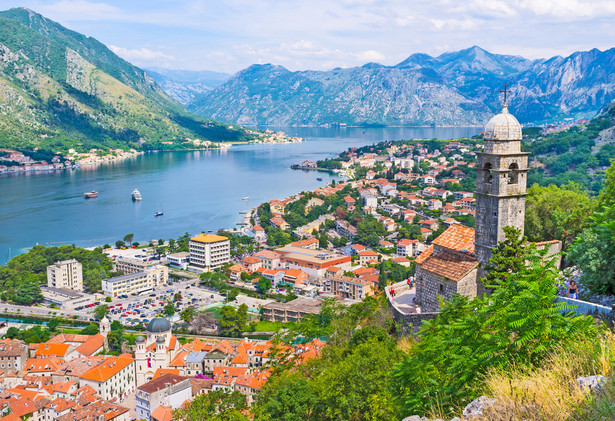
xmin=186 ymin=46 xmax=615 ymax=126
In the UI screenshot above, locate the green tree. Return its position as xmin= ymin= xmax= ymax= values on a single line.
xmin=174 ymin=292 xmax=183 ymax=301
xmin=226 ymin=289 xmax=239 ymax=302
xmin=107 ymin=321 xmax=125 ymax=354
xmin=525 ymin=183 xmax=594 ymax=249
xmin=255 ymin=371 xmax=318 ymax=421
xmin=173 ymin=390 xmax=248 ymax=421
xmin=180 ymin=307 xmax=195 ymax=323
xmin=123 ymin=234 xmax=134 ymax=246
xmin=482 ymin=226 xmax=526 ymax=288
xmin=256 ymin=277 xmax=272 ymax=293
xmin=81 ymin=323 xmax=99 ymax=335
xmin=218 ymin=305 xmax=242 ymax=337
xmin=392 ymin=229 xmax=595 ymax=416
xmin=93 ymin=305 xmax=109 ymax=320
xmin=319 ymin=233 xmax=328 ymax=249
xmin=105 ymin=296 xmax=112 ymax=303
xmin=115 ymin=240 xmax=125 ymax=249
xmin=47 ymin=317 xmax=60 ymax=332
xmin=164 ymin=302 xmax=176 ymax=317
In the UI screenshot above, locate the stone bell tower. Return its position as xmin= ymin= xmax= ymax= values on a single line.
xmin=474 ymin=90 xmax=529 ymax=274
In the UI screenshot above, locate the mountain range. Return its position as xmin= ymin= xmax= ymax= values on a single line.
xmin=0 ymin=8 xmax=248 ymax=156
xmin=145 ymin=67 xmax=230 ymax=105
xmin=180 ymin=46 xmax=615 ymax=127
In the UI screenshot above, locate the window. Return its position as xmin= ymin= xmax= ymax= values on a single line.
xmin=439 ymin=284 xmax=444 ymax=293
xmin=508 ymin=163 xmax=519 ymax=184
xmin=483 ymin=162 xmax=493 ymax=184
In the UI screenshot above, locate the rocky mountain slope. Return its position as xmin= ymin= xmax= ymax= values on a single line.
xmin=186 ymin=46 xmax=615 ymax=126
xmin=145 ymin=68 xmax=230 ymax=105
xmin=0 ymin=8 xmax=249 ymax=155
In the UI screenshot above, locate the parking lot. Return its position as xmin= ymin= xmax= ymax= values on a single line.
xmin=74 ymin=276 xmax=273 ymax=327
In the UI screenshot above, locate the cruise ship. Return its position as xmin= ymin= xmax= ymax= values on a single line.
xmin=132 ymin=189 xmax=142 ymax=201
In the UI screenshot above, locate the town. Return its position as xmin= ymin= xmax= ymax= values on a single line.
xmin=0 ymin=131 xmax=490 ymax=418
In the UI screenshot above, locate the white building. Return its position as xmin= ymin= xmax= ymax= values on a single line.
xmin=188 ymin=234 xmax=231 ymax=272
xmin=46 ymin=260 xmax=83 ymax=291
xmin=135 ymin=318 xmax=181 ymax=386
xmin=166 ymin=252 xmax=189 ymax=270
xmin=79 ymin=356 xmax=136 ymax=401
xmin=136 ymin=373 xmax=192 ymax=421
xmin=102 ymin=265 xmax=168 ymax=297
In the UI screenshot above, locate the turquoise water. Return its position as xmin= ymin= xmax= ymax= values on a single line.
xmin=0 ymin=126 xmax=480 ymax=264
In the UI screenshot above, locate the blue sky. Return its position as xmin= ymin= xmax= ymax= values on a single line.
xmin=2 ymin=0 xmax=615 ymax=73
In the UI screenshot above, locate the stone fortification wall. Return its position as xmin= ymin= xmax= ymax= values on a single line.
xmin=385 ymin=281 xmax=439 ymax=334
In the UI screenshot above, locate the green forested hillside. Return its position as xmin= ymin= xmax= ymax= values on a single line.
xmin=525 ymin=99 xmax=615 ymax=193
xmin=0 ymin=8 xmax=250 ymax=156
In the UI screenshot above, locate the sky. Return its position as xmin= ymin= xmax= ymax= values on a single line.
xmin=2 ymin=0 xmax=615 ymax=74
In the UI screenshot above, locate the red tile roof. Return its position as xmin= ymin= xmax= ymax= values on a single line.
xmin=420 ymin=249 xmax=478 ymax=282
xmin=432 ymin=224 xmax=475 ymax=253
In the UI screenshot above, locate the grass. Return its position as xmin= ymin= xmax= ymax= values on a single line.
xmin=479 ymin=331 xmax=615 ymax=421
xmin=250 ymin=320 xmax=286 ymax=332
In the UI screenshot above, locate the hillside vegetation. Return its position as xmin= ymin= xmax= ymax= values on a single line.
xmin=0 ymin=8 xmax=250 ymax=156
xmin=525 ymin=99 xmax=615 ymax=194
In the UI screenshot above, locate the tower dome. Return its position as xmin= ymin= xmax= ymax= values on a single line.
xmin=146 ymin=317 xmax=171 ymax=333
xmin=484 ymin=104 xmax=522 ymax=141
xmin=135 ymin=336 xmax=145 ymax=343
xmin=156 ymin=336 xmax=165 ymax=343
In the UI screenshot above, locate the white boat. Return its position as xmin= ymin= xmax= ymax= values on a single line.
xmin=132 ymin=189 xmax=142 ymax=201
xmin=242 ymin=196 xmax=249 ymax=200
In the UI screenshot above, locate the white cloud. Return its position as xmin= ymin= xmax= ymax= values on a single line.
xmin=108 ymin=45 xmax=175 ymax=63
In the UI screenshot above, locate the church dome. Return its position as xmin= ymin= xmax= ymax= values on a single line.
xmin=135 ymin=336 xmax=145 ymax=343
xmin=146 ymin=317 xmax=171 ymax=333
xmin=156 ymin=336 xmax=165 ymax=343
xmin=484 ymin=105 xmax=522 ymax=141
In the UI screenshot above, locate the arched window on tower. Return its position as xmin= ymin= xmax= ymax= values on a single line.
xmin=508 ymin=163 xmax=519 ymax=184
xmin=484 ymin=162 xmax=493 ymax=184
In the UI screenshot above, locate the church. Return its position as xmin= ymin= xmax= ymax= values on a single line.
xmin=134 ymin=317 xmax=181 ymax=386
xmin=415 ymin=100 xmax=561 ymax=312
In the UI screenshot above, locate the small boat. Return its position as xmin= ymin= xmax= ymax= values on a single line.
xmin=154 ymin=211 xmax=163 ymax=217
xmin=84 ymin=191 xmax=98 ymax=199
xmin=316 ymin=177 xmax=323 ymax=181
xmin=132 ymin=189 xmax=142 ymax=201
xmin=242 ymin=196 xmax=249 ymax=200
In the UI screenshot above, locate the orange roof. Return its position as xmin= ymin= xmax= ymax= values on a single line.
xmin=190 ymin=234 xmax=228 ymax=243
xmin=242 ymin=256 xmax=261 ymax=265
xmin=420 ymin=249 xmax=478 ymax=282
xmin=75 ymin=334 xmax=104 ymax=357
xmin=169 ymin=350 xmax=189 ymax=368
xmin=185 ymin=339 xmax=212 ymax=352
xmin=79 ymin=356 xmax=134 ymax=383
xmin=432 ymin=224 xmax=475 ymax=253
xmin=53 ymin=381 xmax=76 ymax=394
xmin=230 ymin=352 xmax=249 ymax=365
xmin=211 ymin=340 xmax=235 ymax=355
xmin=213 ymin=366 xmax=247 ymax=379
xmin=153 ymin=368 xmax=181 ymax=379
xmin=285 ymin=268 xmax=307 ymax=278
xmin=415 ymin=245 xmax=434 ymax=264
xmin=151 ymin=405 xmax=173 ymax=421
xmin=359 ymin=250 xmax=378 ymax=256
xmin=24 ymin=358 xmax=62 ymax=373
xmin=35 ymin=343 xmax=70 ymax=358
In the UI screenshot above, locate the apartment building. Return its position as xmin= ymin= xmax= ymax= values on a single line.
xmin=79 ymin=356 xmax=136 ymax=401
xmin=136 ymin=373 xmax=191 ymax=421
xmin=46 ymin=260 xmax=83 ymax=291
xmin=101 ymin=265 xmax=168 ymax=297
xmin=188 ymin=234 xmax=231 ymax=272
xmin=274 ymin=245 xmax=351 ymax=279
xmin=323 ymin=275 xmax=375 ymax=301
